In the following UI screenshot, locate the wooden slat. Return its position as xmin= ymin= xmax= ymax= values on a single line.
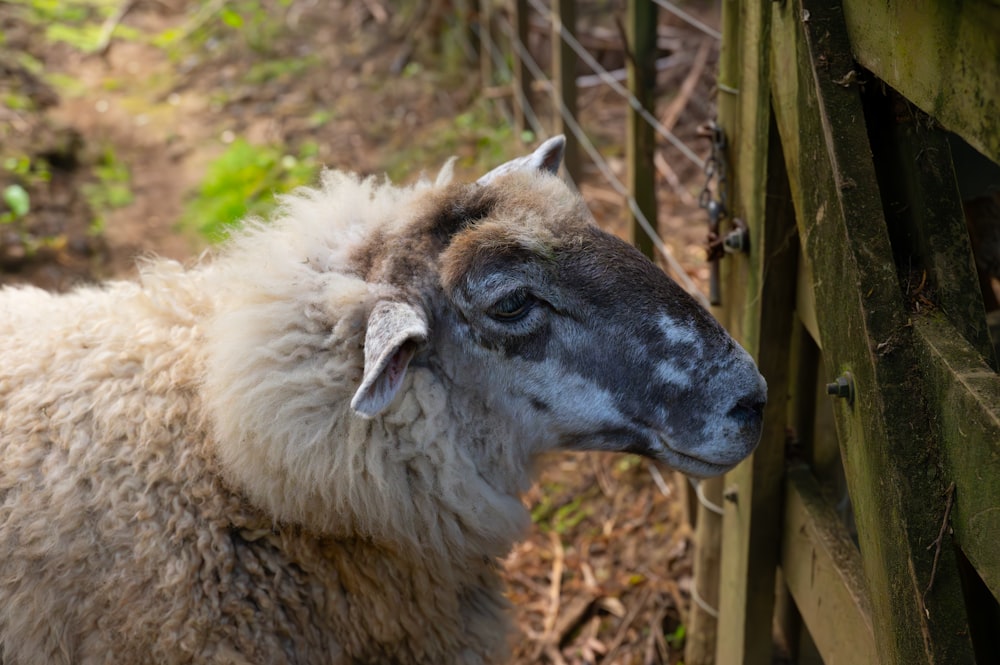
xmin=913 ymin=315 xmax=1000 ymax=601
xmin=782 ymin=467 xmax=877 ymax=665
xmin=625 ymin=0 xmax=656 ymax=259
xmin=769 ymin=0 xmax=976 ymax=662
xmin=550 ymin=0 xmax=580 ymax=184
xmin=511 ymin=0 xmax=531 ymax=140
xmin=479 ymin=0 xmax=494 ymax=88
xmin=795 ymin=258 xmax=820 ymax=349
xmin=685 ymin=476 xmax=724 ymax=665
xmin=841 ymin=0 xmax=1000 ymax=165
xmin=714 ymin=1 xmax=798 ymax=663
xmin=863 ymin=90 xmax=996 ymax=367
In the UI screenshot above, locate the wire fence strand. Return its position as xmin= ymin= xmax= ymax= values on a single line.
xmin=497 ymin=12 xmax=709 ymax=306
xmin=524 ymin=0 xmax=706 ymax=170
xmin=651 ymin=0 xmax=722 ymax=41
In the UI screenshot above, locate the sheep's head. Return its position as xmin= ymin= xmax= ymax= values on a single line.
xmin=206 ymin=137 xmax=764 ymax=551
xmin=350 ymin=137 xmax=766 ymax=479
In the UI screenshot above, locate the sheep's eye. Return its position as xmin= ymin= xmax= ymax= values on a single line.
xmin=490 ymin=289 xmax=534 ymax=322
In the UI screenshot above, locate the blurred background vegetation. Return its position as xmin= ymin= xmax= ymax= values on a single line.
xmin=0 ymin=0 xmax=524 ymax=286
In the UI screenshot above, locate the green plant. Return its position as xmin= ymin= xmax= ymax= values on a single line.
xmin=665 ymin=623 xmax=686 ymax=651
xmin=81 ymin=147 xmax=133 ymax=234
xmin=1 ymin=184 xmax=30 ymax=223
xmin=9 ymin=0 xmax=141 ymax=52
xmin=3 ymin=154 xmax=51 ymax=185
xmin=181 ymin=139 xmax=320 ymax=242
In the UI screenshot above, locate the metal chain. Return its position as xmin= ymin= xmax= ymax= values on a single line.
xmin=698 ymin=120 xmax=729 ymax=263
xmin=698 ymin=120 xmax=728 ymax=209
xmin=698 ymin=121 xmax=729 ymax=305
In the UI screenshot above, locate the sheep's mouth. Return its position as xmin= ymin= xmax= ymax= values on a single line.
xmin=652 ymin=433 xmax=734 ymax=478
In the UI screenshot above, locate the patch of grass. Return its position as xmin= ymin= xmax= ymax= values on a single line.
xmin=382 ymin=99 xmax=522 ymax=183
xmin=244 ymin=56 xmax=318 ymax=85
xmin=181 ymin=139 xmax=320 ymax=242
xmin=81 ymin=146 xmax=133 ymax=234
xmin=1 ymin=184 xmax=31 ymax=223
xmin=1 ymin=155 xmax=62 ymax=257
xmin=9 ymin=0 xmax=141 ymax=53
xmin=530 ymin=482 xmax=599 ymax=534
xmin=3 ymin=154 xmax=51 ymax=186
xmin=154 ymin=1 xmax=286 ymax=58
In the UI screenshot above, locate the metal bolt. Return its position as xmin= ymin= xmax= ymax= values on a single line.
xmin=722 ymin=226 xmax=749 ymax=254
xmin=826 ymin=371 xmax=855 ymax=405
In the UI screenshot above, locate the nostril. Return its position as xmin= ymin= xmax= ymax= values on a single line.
xmin=729 ymin=394 xmax=766 ymax=424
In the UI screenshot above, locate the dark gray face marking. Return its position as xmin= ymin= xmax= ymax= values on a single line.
xmin=397 ymin=168 xmax=764 ymax=476
xmin=542 ymin=227 xmax=728 ymax=421
xmin=529 ymin=397 xmax=551 ymax=413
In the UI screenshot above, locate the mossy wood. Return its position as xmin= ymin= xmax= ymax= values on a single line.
xmin=782 ymin=467 xmax=877 ymax=665
xmin=914 ymin=315 xmax=1000 ymax=601
xmin=511 ymin=0 xmax=531 ymax=140
xmin=551 ymin=0 xmax=580 ymax=184
xmin=713 ymin=0 xmax=797 ymax=663
xmin=625 ymin=0 xmax=656 ymax=258
xmin=769 ymin=0 xmax=975 ymax=662
xmin=714 ymin=0 xmax=997 ymax=661
xmin=842 ymin=0 xmax=1000 ymax=165
xmin=863 ymin=90 xmax=996 ymax=367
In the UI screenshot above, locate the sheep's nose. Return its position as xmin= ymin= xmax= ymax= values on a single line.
xmin=728 ymin=393 xmax=766 ymax=429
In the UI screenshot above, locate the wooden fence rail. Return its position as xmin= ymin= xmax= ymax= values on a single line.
xmin=716 ymin=0 xmax=1000 ymax=663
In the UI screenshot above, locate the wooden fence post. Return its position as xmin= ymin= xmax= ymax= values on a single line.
xmin=551 ymin=0 xmax=580 ymax=183
xmin=479 ymin=0 xmax=494 ymax=89
xmin=511 ymin=0 xmax=532 ymax=141
xmin=626 ymin=0 xmax=656 ymax=258
xmin=713 ymin=0 xmax=794 ymax=662
xmin=685 ymin=476 xmax=724 ymax=665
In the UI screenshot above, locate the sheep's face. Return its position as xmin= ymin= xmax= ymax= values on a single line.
xmin=353 ymin=138 xmax=766 ymax=479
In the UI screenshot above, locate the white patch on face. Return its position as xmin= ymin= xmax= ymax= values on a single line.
xmin=657 ymin=313 xmax=703 ymax=351
xmin=656 ymin=360 xmax=692 ymax=388
xmin=518 ymin=358 xmax=628 ymax=436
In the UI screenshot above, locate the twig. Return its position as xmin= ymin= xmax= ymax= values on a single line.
xmin=923 ymin=482 xmax=956 ymax=603
xmin=360 ymin=0 xmax=389 ymax=24
xmin=659 ymin=37 xmax=713 ymax=133
xmin=543 ymin=644 xmax=569 ymax=665
xmin=172 ymin=0 xmax=229 ymax=44
xmin=591 ymin=454 xmax=617 ymax=499
xmin=602 ymin=587 xmax=655 ymax=662
xmin=646 ymin=461 xmax=672 ymax=498
xmin=654 ymin=151 xmax=697 ymax=207
xmin=95 ymin=0 xmax=136 ymax=56
xmin=542 ymin=531 xmax=565 ymax=639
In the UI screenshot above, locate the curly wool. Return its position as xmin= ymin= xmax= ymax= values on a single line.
xmin=0 ymin=170 xmax=528 ymax=664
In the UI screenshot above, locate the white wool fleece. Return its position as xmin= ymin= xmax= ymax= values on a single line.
xmin=201 ymin=170 xmax=529 ymax=557
xmin=0 ymin=171 xmax=541 ymax=665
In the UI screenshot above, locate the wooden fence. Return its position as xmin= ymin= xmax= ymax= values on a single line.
xmin=479 ymin=0 xmax=1000 ymax=663
xmin=714 ymin=0 xmax=1000 ymax=663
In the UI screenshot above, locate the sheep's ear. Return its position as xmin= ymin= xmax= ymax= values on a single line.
xmin=476 ymin=135 xmax=565 ymax=185
xmin=351 ymin=301 xmax=428 ymax=418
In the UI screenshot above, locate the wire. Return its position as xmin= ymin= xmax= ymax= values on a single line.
xmin=651 ymin=0 xmax=722 ymax=41
xmin=689 ymin=477 xmax=725 ymax=516
xmin=524 ymin=0 xmax=706 ymax=170
xmin=471 ymin=21 xmax=547 ymax=139
xmin=499 ymin=14 xmax=708 ymax=305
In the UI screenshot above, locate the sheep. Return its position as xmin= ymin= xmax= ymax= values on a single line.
xmin=0 ymin=135 xmax=766 ymax=665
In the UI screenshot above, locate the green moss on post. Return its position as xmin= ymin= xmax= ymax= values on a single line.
xmin=625 ymin=0 xmax=656 ymax=258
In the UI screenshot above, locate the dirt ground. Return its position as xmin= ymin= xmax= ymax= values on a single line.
xmin=1 ymin=1 xmax=722 ymax=662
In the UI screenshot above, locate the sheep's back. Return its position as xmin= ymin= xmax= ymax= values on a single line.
xmin=0 ymin=280 xmax=279 ymax=662
xmin=0 ymin=277 xmax=510 ymax=664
